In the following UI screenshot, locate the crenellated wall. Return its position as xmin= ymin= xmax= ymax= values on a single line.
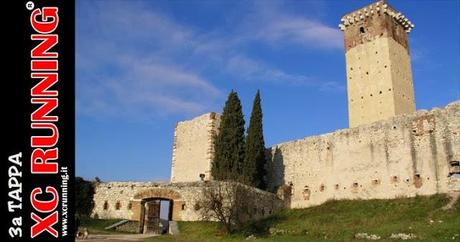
xmin=266 ymin=101 xmax=460 ymax=208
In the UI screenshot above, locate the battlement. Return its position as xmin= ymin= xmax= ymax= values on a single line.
xmin=339 ymin=0 xmax=414 ymax=33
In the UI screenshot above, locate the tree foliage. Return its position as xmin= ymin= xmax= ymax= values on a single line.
xmin=75 ymin=177 xmax=95 ymax=217
xmin=212 ymin=90 xmax=245 ymax=181
xmin=243 ymin=90 xmax=267 ymax=189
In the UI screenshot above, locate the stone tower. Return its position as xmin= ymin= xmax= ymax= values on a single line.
xmin=339 ymin=0 xmax=416 ymax=128
xmin=170 ymin=112 xmax=220 ymax=183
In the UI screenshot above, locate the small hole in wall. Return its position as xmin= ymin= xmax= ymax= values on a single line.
xmin=379 ymin=91 xmax=382 ymax=94
xmin=375 ymin=51 xmax=378 ymax=54
xmin=128 ymin=202 xmax=132 ymax=210
xmin=384 ymin=65 xmax=388 ymax=68
xmin=360 ymin=27 xmax=366 ymax=33
xmin=353 ymin=182 xmax=359 ymax=188
xmin=370 ymin=93 xmax=373 ymax=97
xmin=194 ymin=203 xmax=201 ymax=211
xmin=182 ymin=204 xmax=186 ymax=210
xmin=393 ymin=126 xmax=397 ymax=129
xmin=335 ymin=184 xmax=340 ymax=190
xmin=361 ymin=96 xmax=364 ymax=99
xmin=392 ymin=176 xmax=399 ymax=182
xmin=115 ymin=201 xmax=121 ymax=210
xmin=103 ymin=201 xmax=109 ymax=210
xmin=320 ymin=184 xmax=325 ymax=192
xmin=366 ymin=71 xmax=369 ymax=75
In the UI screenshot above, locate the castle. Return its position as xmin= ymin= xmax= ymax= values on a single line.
xmin=92 ymin=0 xmax=460 ymax=234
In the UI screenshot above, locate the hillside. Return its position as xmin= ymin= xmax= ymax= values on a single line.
xmin=148 ymin=194 xmax=459 ymax=242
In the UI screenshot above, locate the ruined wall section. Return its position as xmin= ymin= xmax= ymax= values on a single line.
xmin=267 ymin=101 xmax=460 ymax=208
xmin=92 ymin=181 xmax=284 ymax=222
xmin=171 ymin=112 xmax=220 ymax=183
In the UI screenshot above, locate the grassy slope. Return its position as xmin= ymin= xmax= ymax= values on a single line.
xmin=147 ymin=194 xmax=460 ymax=242
xmin=80 ymin=217 xmax=128 ymax=234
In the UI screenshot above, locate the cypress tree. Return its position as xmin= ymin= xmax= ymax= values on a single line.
xmin=244 ymin=90 xmax=266 ymax=189
xmin=211 ymin=90 xmax=245 ymax=181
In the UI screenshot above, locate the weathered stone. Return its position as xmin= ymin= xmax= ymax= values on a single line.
xmin=343 ymin=0 xmax=416 ymax=127
xmin=266 ymin=101 xmax=460 ymax=209
xmin=389 ymin=233 xmax=417 ymax=240
xmin=92 ymin=181 xmax=284 ymax=223
xmin=171 ymin=113 xmax=220 ymax=182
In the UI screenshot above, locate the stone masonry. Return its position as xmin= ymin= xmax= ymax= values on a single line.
xmin=266 ymin=101 xmax=460 ymax=208
xmin=92 ymin=181 xmax=284 ymax=223
xmin=340 ymin=0 xmax=416 ymax=128
xmin=170 ymin=112 xmax=220 ymax=182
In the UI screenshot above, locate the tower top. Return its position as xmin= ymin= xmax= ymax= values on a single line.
xmin=339 ymin=0 xmax=414 ymax=33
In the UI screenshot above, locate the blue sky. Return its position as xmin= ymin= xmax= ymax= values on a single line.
xmin=76 ymin=0 xmax=460 ymax=182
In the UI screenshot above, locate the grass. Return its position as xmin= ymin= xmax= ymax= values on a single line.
xmin=145 ymin=194 xmax=460 ymax=242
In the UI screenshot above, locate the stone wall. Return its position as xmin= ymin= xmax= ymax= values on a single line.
xmin=266 ymin=101 xmax=460 ymax=208
xmin=92 ymin=181 xmax=284 ymax=222
xmin=170 ymin=112 xmax=220 ymax=182
xmin=93 ymin=102 xmax=459 ymax=221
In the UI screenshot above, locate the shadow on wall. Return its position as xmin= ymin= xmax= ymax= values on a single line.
xmin=266 ymin=147 xmax=283 ymax=192
xmin=269 ymin=147 xmax=293 ymax=208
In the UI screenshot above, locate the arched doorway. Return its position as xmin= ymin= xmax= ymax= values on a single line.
xmin=133 ymin=188 xmax=183 ymax=234
xmin=141 ymin=198 xmax=173 ymax=234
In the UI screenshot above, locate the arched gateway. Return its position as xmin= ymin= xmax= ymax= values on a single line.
xmin=132 ymin=188 xmax=183 ymax=234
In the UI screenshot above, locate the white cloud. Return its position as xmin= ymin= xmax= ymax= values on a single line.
xmin=77 ymin=1 xmax=221 ymax=119
xmin=77 ymin=0 xmax=344 ymax=120
xmin=234 ymin=1 xmax=343 ymax=49
xmin=250 ymin=16 xmax=342 ymax=49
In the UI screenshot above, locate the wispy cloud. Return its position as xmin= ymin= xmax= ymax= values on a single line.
xmin=77 ymin=0 xmax=343 ymax=120
xmin=77 ymin=1 xmax=220 ymax=119
xmin=235 ymin=2 xmax=343 ymax=49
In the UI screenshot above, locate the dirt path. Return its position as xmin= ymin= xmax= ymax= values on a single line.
xmin=442 ymin=192 xmax=460 ymax=210
xmin=76 ymin=233 xmax=158 ymax=242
